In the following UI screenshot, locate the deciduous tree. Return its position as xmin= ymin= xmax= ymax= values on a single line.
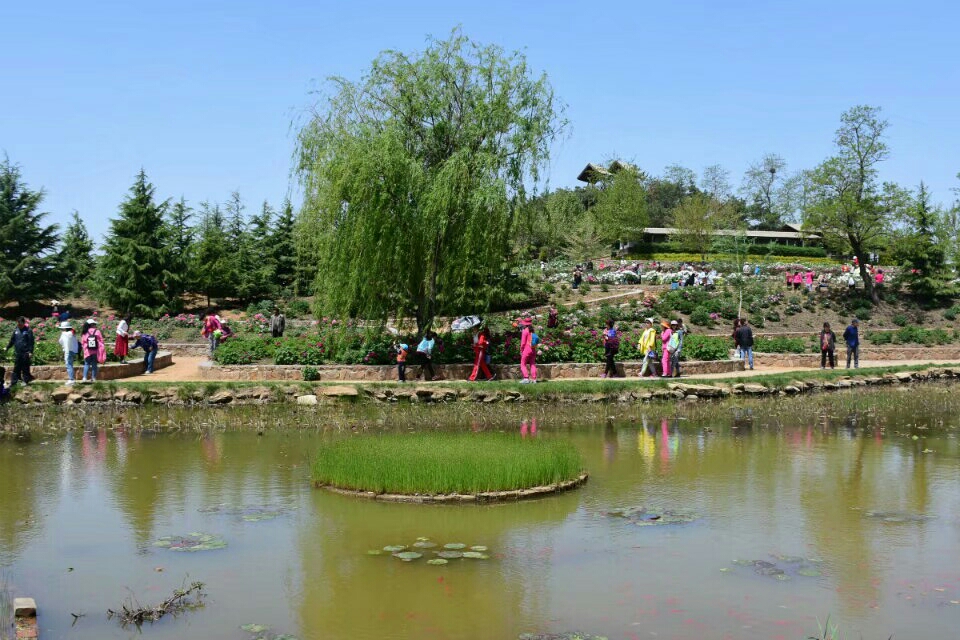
xmin=294 ymin=29 xmax=565 ymax=332
xmin=670 ymin=193 xmax=736 ymax=261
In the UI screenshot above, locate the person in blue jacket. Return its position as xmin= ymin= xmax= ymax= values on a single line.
xmin=843 ymin=318 xmax=860 ymax=369
xmin=131 ymin=331 xmax=160 ymax=374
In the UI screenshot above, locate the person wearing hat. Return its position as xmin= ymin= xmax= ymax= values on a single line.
xmin=843 ymin=318 xmax=860 ymax=369
xmin=57 ymin=321 xmax=79 ymax=384
xmin=5 ymin=317 xmax=36 ymax=386
xmin=80 ymin=320 xmax=106 ymax=382
xmin=131 ymin=330 xmax=160 ymax=374
xmin=637 ymin=318 xmax=658 ymax=377
xmin=669 ymin=319 xmax=685 ymax=378
xmin=659 ymin=320 xmax=673 ymax=377
xmin=518 ymin=316 xmax=538 ymax=383
xmin=114 ymin=314 xmax=132 ymax=364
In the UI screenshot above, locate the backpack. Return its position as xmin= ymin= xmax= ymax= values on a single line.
xmin=86 ymin=334 xmax=98 ymax=350
xmin=531 ymin=333 xmax=540 ymax=346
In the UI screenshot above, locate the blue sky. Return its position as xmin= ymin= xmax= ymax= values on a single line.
xmin=3 ymin=0 xmax=958 ymax=242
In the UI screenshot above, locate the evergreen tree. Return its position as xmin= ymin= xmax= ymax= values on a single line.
xmin=192 ymin=202 xmax=233 ymax=307
xmin=224 ymin=191 xmax=256 ymax=302
xmin=0 ymin=157 xmax=63 ymax=306
xmin=270 ymin=199 xmax=297 ymax=295
xmin=895 ymin=182 xmax=948 ymax=300
xmin=60 ymin=211 xmax=96 ymax=294
xmin=96 ymin=170 xmax=173 ymax=316
xmin=249 ymin=200 xmax=277 ymax=296
xmin=166 ymin=197 xmax=194 ymax=299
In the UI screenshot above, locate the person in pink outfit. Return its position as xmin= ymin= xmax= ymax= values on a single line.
xmin=80 ymin=320 xmax=106 ymax=382
xmin=804 ymin=269 xmax=815 ymax=291
xmin=659 ymin=321 xmax=672 ymax=377
xmin=518 ymin=317 xmax=538 ymax=384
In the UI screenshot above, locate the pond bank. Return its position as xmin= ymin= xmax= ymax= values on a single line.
xmin=1 ymin=363 xmax=959 ymax=415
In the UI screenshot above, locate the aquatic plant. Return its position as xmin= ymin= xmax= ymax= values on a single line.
xmin=603 ymin=506 xmax=699 ymax=526
xmin=107 ymin=581 xmax=205 ymax=628
xmin=312 ymin=433 xmax=583 ymax=495
xmin=367 ymin=538 xmax=493 ymax=564
xmin=152 ymin=533 xmax=227 ymax=552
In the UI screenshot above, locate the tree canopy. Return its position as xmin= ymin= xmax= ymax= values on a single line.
xmin=295 ymin=29 xmax=565 ymax=332
xmin=60 ymin=211 xmax=96 ymax=294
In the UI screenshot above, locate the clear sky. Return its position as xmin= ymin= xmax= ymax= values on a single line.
xmin=3 ymin=0 xmax=959 ymax=242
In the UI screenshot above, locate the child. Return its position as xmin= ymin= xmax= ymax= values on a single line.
xmin=395 ymin=342 xmax=409 ymax=382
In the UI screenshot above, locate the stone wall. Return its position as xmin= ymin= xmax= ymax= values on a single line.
xmin=164 ymin=343 xmax=211 ymax=357
xmin=198 ymin=358 xmax=744 ymax=382
xmin=750 ymin=346 xmax=960 ymax=368
xmin=3 ymin=352 xmax=173 ymax=382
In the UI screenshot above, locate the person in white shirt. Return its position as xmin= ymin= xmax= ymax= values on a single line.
xmin=58 ymin=321 xmax=80 ymax=384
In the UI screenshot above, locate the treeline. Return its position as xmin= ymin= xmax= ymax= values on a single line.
xmin=522 ymin=105 xmax=960 ymax=303
xmin=0 ymin=160 xmax=309 ymax=315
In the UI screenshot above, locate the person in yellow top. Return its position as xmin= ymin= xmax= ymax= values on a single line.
xmin=637 ymin=317 xmax=658 ymax=377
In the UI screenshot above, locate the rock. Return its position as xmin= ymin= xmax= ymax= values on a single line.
xmin=114 ymin=388 xmax=143 ymax=404
xmin=783 ymin=385 xmax=801 ymax=394
xmin=681 ymin=384 xmax=724 ymax=398
xmin=234 ymin=386 xmax=272 ymax=401
xmin=895 ymin=372 xmax=914 ymax=382
xmin=67 ymin=393 xmax=82 ymax=404
xmin=836 ymin=380 xmax=852 ymax=388
xmin=683 ymin=394 xmax=699 ymax=402
xmin=14 ymin=597 xmax=36 ymax=617
xmin=319 ymin=386 xmax=359 ymax=398
xmin=51 ymin=387 xmax=72 ymax=402
xmin=207 ymin=390 xmax=234 ymax=404
xmin=296 ymin=394 xmax=318 ymax=405
xmin=741 ymin=383 xmax=769 ymax=395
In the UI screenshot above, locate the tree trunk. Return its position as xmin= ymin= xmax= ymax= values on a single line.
xmin=856 ymin=259 xmax=878 ymax=304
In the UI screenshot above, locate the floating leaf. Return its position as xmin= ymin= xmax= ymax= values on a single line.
xmin=240 ymin=623 xmax=269 ymax=633
xmin=383 ymin=545 xmax=407 ymax=552
xmin=470 ymin=545 xmax=488 ymax=552
xmin=366 ymin=550 xmax=384 ymax=555
xmin=427 ymin=558 xmax=448 ymax=565
xmin=437 ymin=551 xmax=463 ymax=559
xmin=152 ymin=533 xmax=227 ymax=552
xmin=462 ymin=551 xmax=489 ymax=559
xmin=393 ymin=551 xmax=423 ymax=561
xmin=444 ymin=543 xmax=466 ymax=550
xmin=603 ymin=506 xmax=698 ymax=526
xmin=413 ymin=541 xmax=437 ymax=549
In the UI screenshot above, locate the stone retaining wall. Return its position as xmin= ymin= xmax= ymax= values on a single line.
xmin=164 ymin=343 xmax=211 ymax=357
xmin=3 ymin=352 xmax=173 ymax=382
xmin=198 ymin=358 xmax=744 ymax=382
xmin=751 ymin=346 xmax=960 ymax=368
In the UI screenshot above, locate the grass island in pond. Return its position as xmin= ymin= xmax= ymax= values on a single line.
xmin=312 ymin=433 xmax=584 ymax=497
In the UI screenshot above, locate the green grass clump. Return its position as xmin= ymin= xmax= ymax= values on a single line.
xmin=312 ymin=433 xmax=583 ymax=495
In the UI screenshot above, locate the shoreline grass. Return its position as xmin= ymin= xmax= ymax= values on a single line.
xmin=311 ymin=433 xmax=583 ymax=495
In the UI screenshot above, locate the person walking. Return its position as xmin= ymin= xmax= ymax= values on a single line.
xmin=394 ymin=341 xmax=409 ymax=382
xmin=804 ymin=269 xmax=815 ymax=292
xmin=735 ymin=318 xmax=754 ymax=370
xmin=270 ymin=308 xmax=286 ymax=338
xmin=416 ymin=331 xmax=437 ymax=381
xmin=5 ymin=317 xmax=35 ymax=386
xmin=469 ymin=326 xmax=495 ymax=381
xmin=131 ymin=331 xmax=160 ymax=374
xmin=114 ymin=314 xmax=131 ymax=363
xmin=792 ymin=271 xmax=802 ymax=291
xmin=819 ymin=322 xmax=837 ymax=369
xmin=670 ymin=319 xmax=685 ymax=378
xmin=81 ymin=320 xmax=106 ymax=382
xmin=637 ymin=318 xmax=658 ymax=377
xmin=201 ymin=311 xmax=222 ymax=357
xmin=58 ymin=321 xmax=79 ymax=384
xmin=843 ymin=318 xmax=860 ymax=369
xmin=602 ymin=319 xmax=620 ymax=378
xmin=519 ymin=317 xmax=538 ymax=384
xmin=659 ymin=321 xmax=673 ymax=378
xmin=732 ymin=318 xmax=742 ymax=360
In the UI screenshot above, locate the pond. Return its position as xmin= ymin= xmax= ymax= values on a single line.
xmin=1 ymin=387 xmax=959 ymax=639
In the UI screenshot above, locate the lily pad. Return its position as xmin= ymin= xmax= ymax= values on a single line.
xmin=413 ymin=541 xmax=438 ymax=549
xmin=444 ymin=543 xmax=466 ymax=550
xmin=200 ymin=503 xmax=293 ymax=522
xmin=152 ymin=532 xmax=227 ymax=552
xmin=604 ymin=506 xmax=698 ymax=526
xmin=437 ymin=550 xmax=464 ymax=559
xmin=728 ymin=556 xmax=823 ymax=580
xmin=470 ymin=545 xmax=488 ymax=552
xmin=366 ymin=550 xmax=384 ymax=555
xmin=383 ymin=545 xmax=407 ymax=552
xmin=240 ymin=623 xmax=269 ymax=633
xmin=864 ymin=510 xmax=936 ymax=523
xmin=797 ymin=567 xmax=822 ymax=577
xmin=393 ymin=551 xmax=423 ymax=561
xmin=462 ymin=551 xmax=489 ymax=559
xmin=427 ymin=558 xmax=449 ymax=565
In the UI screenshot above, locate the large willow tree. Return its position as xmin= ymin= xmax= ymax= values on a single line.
xmin=295 ymin=30 xmax=565 ymax=332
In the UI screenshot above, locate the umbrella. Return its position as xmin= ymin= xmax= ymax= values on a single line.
xmin=451 ymin=316 xmax=482 ymax=332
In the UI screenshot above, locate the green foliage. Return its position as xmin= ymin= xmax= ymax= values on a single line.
xmin=312 ymin=433 xmax=583 ymax=494
xmin=629 ymin=241 xmax=827 ymax=259
xmin=60 ymin=211 xmax=96 ymax=294
xmin=671 ymin=193 xmax=737 ymax=260
xmin=853 ymin=306 xmax=872 ymax=321
xmin=682 ymin=335 xmax=728 ymax=361
xmin=688 ymin=308 xmax=713 ymax=327
xmin=294 ymin=28 xmax=565 ymax=333
xmin=892 ymin=313 xmax=908 ymax=327
xmin=0 ymin=157 xmax=63 ymax=306
xmin=166 ymin=198 xmax=194 ymax=300
xmin=96 ymin=170 xmax=176 ymax=315
xmin=893 ymin=182 xmax=950 ymax=299
xmin=591 ymin=165 xmax=648 ymax=245
xmin=286 ymin=299 xmax=311 ymax=318
xmin=274 ymin=338 xmax=324 ymax=365
xmin=754 ymin=336 xmax=807 ymax=353
xmin=192 ymin=202 xmax=233 ymax=304
xmin=302 ymin=366 xmax=320 ymax=381
xmin=213 ymin=337 xmax=276 ymax=365
xmin=944 ymin=306 xmax=960 ymax=321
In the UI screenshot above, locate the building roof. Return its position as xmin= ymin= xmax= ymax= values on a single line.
xmin=577 ymin=163 xmax=611 ymax=183
xmin=643 ymin=227 xmax=820 ymax=240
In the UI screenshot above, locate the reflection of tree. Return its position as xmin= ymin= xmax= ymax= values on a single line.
xmin=294 ymin=489 xmax=579 ymax=639
xmin=0 ymin=441 xmax=61 ymax=561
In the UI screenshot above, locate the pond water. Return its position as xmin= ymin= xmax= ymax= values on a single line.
xmin=1 ymin=388 xmax=959 ymax=640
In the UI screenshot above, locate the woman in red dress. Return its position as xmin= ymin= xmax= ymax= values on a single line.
xmin=114 ymin=315 xmax=131 ymax=363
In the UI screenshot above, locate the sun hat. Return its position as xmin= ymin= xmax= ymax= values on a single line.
xmin=88 ymin=319 xmax=98 ymax=325
xmin=645 ymin=317 xmax=655 ymax=324
xmin=58 ymin=321 xmax=72 ymax=329
xmin=660 ymin=321 xmax=670 ymax=329
xmin=670 ymin=320 xmax=678 ymax=326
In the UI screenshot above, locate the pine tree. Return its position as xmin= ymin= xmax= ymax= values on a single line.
xmin=249 ymin=200 xmax=277 ymax=296
xmin=192 ymin=202 xmax=233 ymax=307
xmin=0 ymin=157 xmax=63 ymax=306
xmin=270 ymin=199 xmax=297 ymax=295
xmin=166 ymin=197 xmax=194 ymax=300
xmin=897 ymin=182 xmax=948 ymax=300
xmin=96 ymin=170 xmax=173 ymax=316
xmin=223 ymin=191 xmax=257 ymax=303
xmin=60 ymin=211 xmax=96 ymax=294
